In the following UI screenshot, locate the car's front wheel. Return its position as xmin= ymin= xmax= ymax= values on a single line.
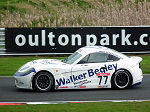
xmin=32 ymin=71 xmax=54 ymax=92
xmin=111 ymin=69 xmax=132 ymax=89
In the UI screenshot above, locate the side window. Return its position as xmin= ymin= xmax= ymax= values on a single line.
xmin=78 ymin=53 xmax=120 ymax=64
xmin=78 ymin=55 xmax=89 ymax=64
xmin=88 ymin=52 xmax=108 ymax=63
xmin=107 ymin=54 xmax=120 ymax=62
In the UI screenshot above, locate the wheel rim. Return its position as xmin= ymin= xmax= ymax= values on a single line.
xmin=115 ymin=72 xmax=129 ymax=88
xmin=36 ymin=74 xmax=51 ymax=90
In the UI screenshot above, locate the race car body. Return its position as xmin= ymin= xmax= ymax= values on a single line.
xmin=14 ymin=46 xmax=143 ymax=92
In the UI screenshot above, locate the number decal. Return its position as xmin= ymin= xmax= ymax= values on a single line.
xmin=98 ymin=76 xmax=108 ymax=85
xmin=98 ymin=76 xmax=102 ymax=85
xmin=104 ymin=76 xmax=108 ymax=84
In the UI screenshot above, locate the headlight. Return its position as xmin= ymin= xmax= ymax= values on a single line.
xmin=14 ymin=68 xmax=36 ymax=76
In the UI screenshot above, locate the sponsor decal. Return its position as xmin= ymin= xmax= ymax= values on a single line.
xmin=40 ymin=60 xmax=52 ymax=65
xmin=56 ymin=64 xmax=117 ymax=86
xmin=74 ymin=79 xmax=91 ymax=85
xmin=32 ymin=61 xmax=37 ymax=64
xmin=59 ymin=86 xmax=68 ymax=88
xmin=98 ymin=86 xmax=102 ymax=88
xmin=98 ymin=85 xmax=108 ymax=88
xmin=80 ymin=86 xmax=86 ymax=88
xmin=17 ymin=81 xmax=24 ymax=85
xmin=74 ymin=79 xmax=91 ymax=88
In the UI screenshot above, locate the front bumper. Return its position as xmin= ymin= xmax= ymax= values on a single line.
xmin=14 ymin=72 xmax=35 ymax=90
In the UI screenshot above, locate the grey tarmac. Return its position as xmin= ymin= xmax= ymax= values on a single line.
xmin=0 ymin=75 xmax=150 ymax=102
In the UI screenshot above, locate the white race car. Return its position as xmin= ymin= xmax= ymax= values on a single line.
xmin=14 ymin=46 xmax=143 ymax=92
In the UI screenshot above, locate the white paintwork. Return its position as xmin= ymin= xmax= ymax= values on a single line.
xmin=14 ymin=46 xmax=143 ymax=90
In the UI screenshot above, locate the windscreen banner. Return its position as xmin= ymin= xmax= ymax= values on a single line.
xmin=5 ymin=27 xmax=150 ymax=53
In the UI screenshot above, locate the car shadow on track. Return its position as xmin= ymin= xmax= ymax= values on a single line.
xmin=16 ymin=86 xmax=142 ymax=93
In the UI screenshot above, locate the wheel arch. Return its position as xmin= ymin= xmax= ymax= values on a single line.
xmin=111 ymin=68 xmax=133 ymax=88
xmin=32 ymin=70 xmax=55 ymax=90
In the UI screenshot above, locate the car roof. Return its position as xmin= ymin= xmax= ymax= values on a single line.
xmin=78 ymin=46 xmax=128 ymax=58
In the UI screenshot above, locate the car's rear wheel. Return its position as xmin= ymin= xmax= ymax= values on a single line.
xmin=111 ymin=69 xmax=132 ymax=89
xmin=32 ymin=71 xmax=54 ymax=92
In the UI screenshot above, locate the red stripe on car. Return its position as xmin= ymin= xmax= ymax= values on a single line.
xmin=96 ymin=73 xmax=110 ymax=76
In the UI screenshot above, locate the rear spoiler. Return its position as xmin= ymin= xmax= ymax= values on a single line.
xmin=130 ymin=56 xmax=142 ymax=64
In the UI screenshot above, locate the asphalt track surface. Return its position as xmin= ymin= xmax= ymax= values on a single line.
xmin=0 ymin=75 xmax=150 ymax=102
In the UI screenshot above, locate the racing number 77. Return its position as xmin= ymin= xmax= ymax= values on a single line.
xmin=98 ymin=76 xmax=108 ymax=85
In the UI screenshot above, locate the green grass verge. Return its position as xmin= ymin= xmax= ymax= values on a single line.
xmin=1 ymin=102 xmax=150 ymax=112
xmin=0 ymin=56 xmax=65 ymax=76
xmin=140 ymin=55 xmax=150 ymax=74
xmin=0 ymin=55 xmax=149 ymax=76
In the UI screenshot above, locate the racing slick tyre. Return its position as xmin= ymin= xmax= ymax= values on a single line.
xmin=111 ymin=69 xmax=132 ymax=89
xmin=32 ymin=71 xmax=54 ymax=92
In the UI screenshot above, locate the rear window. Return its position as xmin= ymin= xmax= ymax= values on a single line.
xmin=107 ymin=54 xmax=120 ymax=61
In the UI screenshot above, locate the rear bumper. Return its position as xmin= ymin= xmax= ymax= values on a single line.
xmin=131 ymin=68 xmax=143 ymax=85
xmin=133 ymin=82 xmax=142 ymax=86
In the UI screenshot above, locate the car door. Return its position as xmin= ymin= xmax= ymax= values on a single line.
xmin=71 ymin=52 xmax=113 ymax=89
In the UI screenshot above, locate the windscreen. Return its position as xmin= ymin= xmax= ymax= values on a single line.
xmin=62 ymin=51 xmax=82 ymax=64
